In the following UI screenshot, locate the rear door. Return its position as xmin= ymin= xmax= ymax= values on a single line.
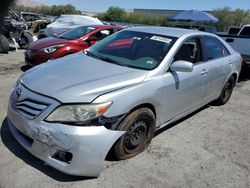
xmin=201 ymin=36 xmax=232 ymax=102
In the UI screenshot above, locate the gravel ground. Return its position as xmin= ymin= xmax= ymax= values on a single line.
xmin=0 ymin=50 xmax=249 ymax=188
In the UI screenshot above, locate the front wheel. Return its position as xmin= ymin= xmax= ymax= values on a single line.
xmin=114 ymin=108 xmax=156 ymax=160
xmin=215 ymin=76 xmax=236 ymax=105
xmin=18 ymin=32 xmax=33 ymax=49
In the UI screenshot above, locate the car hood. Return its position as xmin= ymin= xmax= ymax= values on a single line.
xmin=28 ymin=37 xmax=69 ymax=50
xmin=21 ymin=52 xmax=148 ymax=103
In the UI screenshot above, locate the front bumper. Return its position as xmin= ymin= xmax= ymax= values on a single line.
xmin=25 ymin=49 xmax=51 ymax=66
xmin=7 ymin=86 xmax=125 ymax=177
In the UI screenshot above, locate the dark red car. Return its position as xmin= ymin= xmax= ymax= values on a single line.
xmin=25 ymin=25 xmax=123 ymax=66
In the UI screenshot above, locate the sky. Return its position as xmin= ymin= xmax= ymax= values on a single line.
xmin=38 ymin=0 xmax=250 ymax=12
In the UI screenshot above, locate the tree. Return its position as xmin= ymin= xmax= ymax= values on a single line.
xmin=213 ymin=7 xmax=250 ymax=31
xmin=98 ymin=7 xmax=127 ymax=22
xmin=11 ymin=3 xmax=81 ymax=16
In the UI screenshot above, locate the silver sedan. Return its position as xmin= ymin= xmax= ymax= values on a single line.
xmin=7 ymin=27 xmax=241 ymax=177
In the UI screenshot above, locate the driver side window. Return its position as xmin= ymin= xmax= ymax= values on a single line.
xmin=174 ymin=38 xmax=202 ymax=64
xmin=93 ymin=29 xmax=113 ymax=41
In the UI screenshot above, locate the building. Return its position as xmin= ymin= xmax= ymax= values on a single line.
xmin=130 ymin=9 xmax=211 ymax=18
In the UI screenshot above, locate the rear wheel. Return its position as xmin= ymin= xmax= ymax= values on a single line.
xmin=215 ymin=76 xmax=235 ymax=105
xmin=114 ymin=108 xmax=155 ymax=160
xmin=0 ymin=34 xmax=9 ymax=53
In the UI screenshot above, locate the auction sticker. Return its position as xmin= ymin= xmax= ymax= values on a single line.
xmin=150 ymin=36 xmax=172 ymax=43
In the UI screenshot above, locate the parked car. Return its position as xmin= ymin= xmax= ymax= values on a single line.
xmin=175 ymin=24 xmax=217 ymax=34
xmin=20 ymin=11 xmax=54 ymax=22
xmin=0 ymin=12 xmax=37 ymax=52
xmin=8 ymin=27 xmax=241 ymax=177
xmin=5 ymin=11 xmax=52 ymax=38
xmin=219 ymin=24 xmax=250 ymax=68
xmin=18 ymin=11 xmax=53 ymax=37
xmin=39 ymin=15 xmax=103 ymax=38
xmin=25 ymin=25 xmax=123 ymax=66
xmin=227 ymin=26 xmax=241 ymax=36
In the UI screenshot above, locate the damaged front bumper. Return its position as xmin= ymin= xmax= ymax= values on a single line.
xmin=7 ymin=91 xmax=125 ymax=177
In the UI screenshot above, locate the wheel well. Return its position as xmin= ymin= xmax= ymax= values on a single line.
xmin=231 ymin=73 xmax=238 ymax=84
xmin=105 ymin=103 xmax=157 ymax=160
xmin=129 ymin=103 xmax=156 ymax=118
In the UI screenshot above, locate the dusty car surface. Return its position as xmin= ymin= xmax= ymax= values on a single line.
xmin=7 ymin=27 xmax=241 ymax=177
xmin=25 ymin=25 xmax=122 ymax=66
xmin=46 ymin=15 xmax=103 ymax=37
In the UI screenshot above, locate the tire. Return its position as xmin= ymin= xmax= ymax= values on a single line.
xmin=0 ymin=34 xmax=9 ymax=53
xmin=37 ymin=30 xmax=48 ymax=39
xmin=18 ymin=32 xmax=33 ymax=49
xmin=114 ymin=108 xmax=156 ymax=160
xmin=215 ymin=76 xmax=236 ymax=105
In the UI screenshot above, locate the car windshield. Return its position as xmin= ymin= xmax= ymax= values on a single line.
xmin=87 ymin=30 xmax=176 ymax=70
xmin=58 ymin=26 xmax=96 ymax=40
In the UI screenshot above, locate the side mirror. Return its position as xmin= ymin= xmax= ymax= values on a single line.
xmin=170 ymin=60 xmax=193 ymax=72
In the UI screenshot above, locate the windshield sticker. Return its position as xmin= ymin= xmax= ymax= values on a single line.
xmin=150 ymin=36 xmax=172 ymax=43
xmin=132 ymin=37 xmax=141 ymax=40
xmin=146 ymin=60 xmax=154 ymax=65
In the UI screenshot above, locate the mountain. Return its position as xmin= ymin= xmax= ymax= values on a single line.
xmin=16 ymin=0 xmax=44 ymax=7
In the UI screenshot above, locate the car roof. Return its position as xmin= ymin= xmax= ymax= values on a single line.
xmin=96 ymin=25 xmax=122 ymax=29
xmin=126 ymin=26 xmax=201 ymax=37
xmin=72 ymin=25 xmax=122 ymax=29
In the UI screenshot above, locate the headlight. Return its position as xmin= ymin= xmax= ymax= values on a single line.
xmin=12 ymin=78 xmax=21 ymax=92
xmin=43 ymin=44 xmax=65 ymax=53
xmin=45 ymin=102 xmax=112 ymax=123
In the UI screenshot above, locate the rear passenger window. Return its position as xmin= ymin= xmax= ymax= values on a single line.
xmin=203 ymin=36 xmax=230 ymax=60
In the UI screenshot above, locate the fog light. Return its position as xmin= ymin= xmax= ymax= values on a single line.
xmin=52 ymin=150 xmax=73 ymax=164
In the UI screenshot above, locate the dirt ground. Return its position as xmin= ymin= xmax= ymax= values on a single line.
xmin=0 ymin=50 xmax=249 ymax=188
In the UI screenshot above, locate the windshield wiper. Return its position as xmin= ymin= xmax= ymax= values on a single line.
xmin=85 ymin=50 xmax=128 ymax=67
xmin=100 ymin=57 xmax=128 ymax=67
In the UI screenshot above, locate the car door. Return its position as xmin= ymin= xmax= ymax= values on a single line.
xmin=201 ymin=36 xmax=232 ymax=102
xmin=160 ymin=37 xmax=208 ymax=124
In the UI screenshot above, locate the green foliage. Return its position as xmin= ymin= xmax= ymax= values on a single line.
xmin=97 ymin=7 xmax=174 ymax=26
xmin=212 ymin=7 xmax=250 ymax=31
xmin=98 ymin=6 xmax=250 ymax=32
xmin=97 ymin=7 xmax=127 ymax=22
xmin=12 ymin=4 xmax=81 ymax=16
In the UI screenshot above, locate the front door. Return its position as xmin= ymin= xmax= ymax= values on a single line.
xmin=160 ymin=37 xmax=208 ymax=124
xmin=201 ymin=36 xmax=233 ymax=102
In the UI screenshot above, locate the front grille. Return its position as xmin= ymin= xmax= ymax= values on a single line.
xmin=15 ymin=98 xmax=49 ymax=119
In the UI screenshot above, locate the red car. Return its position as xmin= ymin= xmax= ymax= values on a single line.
xmin=25 ymin=25 xmax=123 ymax=66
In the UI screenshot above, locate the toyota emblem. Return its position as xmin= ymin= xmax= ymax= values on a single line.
xmin=16 ymin=87 xmax=22 ymax=98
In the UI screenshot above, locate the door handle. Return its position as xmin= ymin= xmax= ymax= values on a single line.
xmin=228 ymin=60 xmax=233 ymax=64
xmin=201 ymin=69 xmax=208 ymax=75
